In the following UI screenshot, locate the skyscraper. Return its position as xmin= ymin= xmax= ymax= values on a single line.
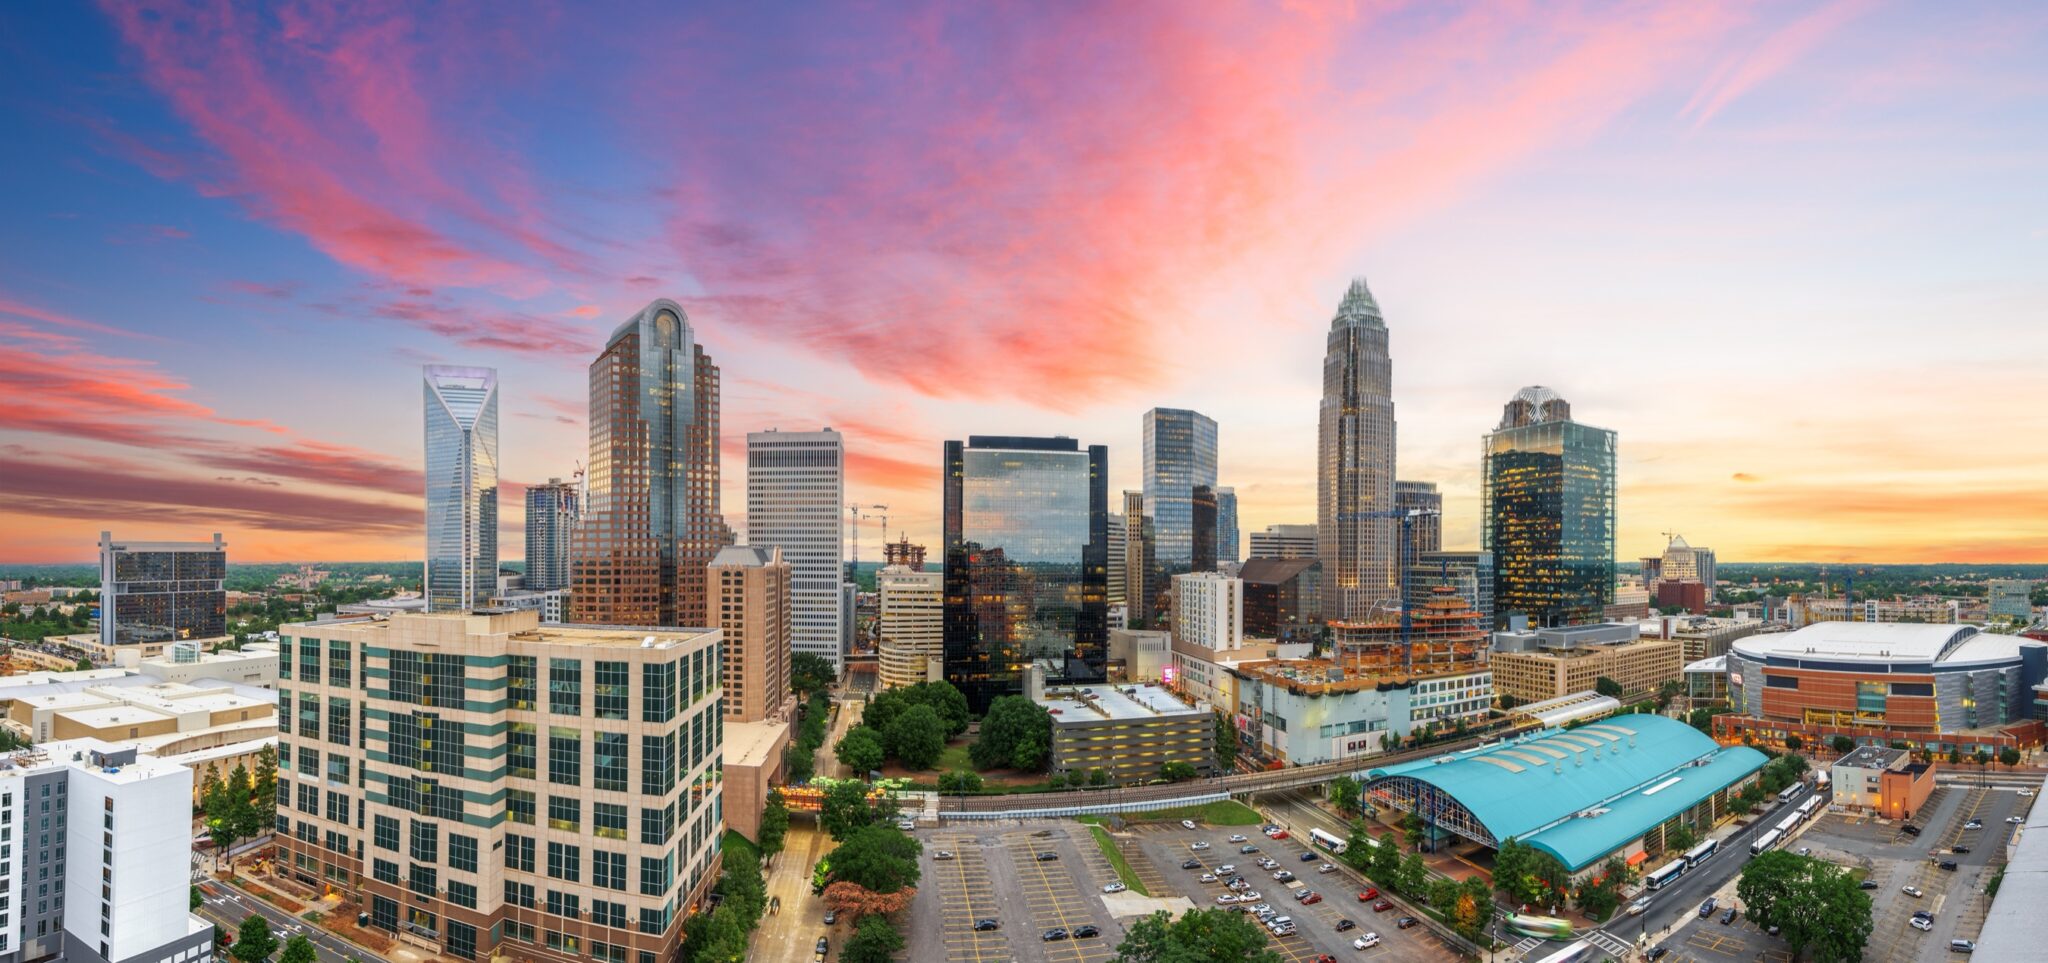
xmin=523 ymin=477 xmax=580 ymax=592
xmin=423 ymin=365 xmax=499 ymax=612
xmin=1191 ymin=484 xmax=1219 ymax=574
xmin=1482 ymin=386 xmax=1616 ymax=627
xmin=877 ymin=564 xmax=944 ymax=690
xmin=1406 ymin=550 xmax=1495 ymax=629
xmin=98 ymin=531 xmax=226 ymax=647
xmin=1394 ymin=479 xmax=1441 ymax=604
xmin=943 ymin=436 xmax=1108 ymax=712
xmin=1317 ymin=277 xmax=1398 ymax=621
xmin=1106 ymin=512 xmax=1127 ymax=606
xmin=1248 ymin=524 xmax=1317 ymax=560
xmin=746 ymin=429 xmax=845 ymax=670
xmin=1121 ymin=490 xmax=1156 ymax=626
xmin=710 ymin=544 xmax=793 ymax=723
xmin=1214 ymin=486 xmax=1239 ymax=567
xmin=1142 ymin=408 xmax=1218 ymax=569
xmin=571 ymin=300 xmax=725 ymax=627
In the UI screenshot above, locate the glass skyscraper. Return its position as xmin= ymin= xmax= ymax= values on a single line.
xmin=1318 ymin=278 xmax=1398 ymax=622
xmin=423 ymin=365 xmax=499 ymax=612
xmin=943 ymin=436 xmax=1108 ymax=712
xmin=1142 ymin=408 xmax=1217 ymax=569
xmin=1481 ymin=387 xmax=1615 ymax=627
xmin=522 ymin=478 xmax=579 ymax=592
xmin=1394 ymin=479 xmax=1441 ymax=603
xmin=1407 ymin=550 xmax=1495 ymax=629
xmin=1214 ymin=486 xmax=1239 ymax=567
xmin=747 ymin=429 xmax=845 ymax=670
xmin=98 ymin=531 xmax=227 ymax=646
xmin=571 ymin=300 xmax=725 ymax=627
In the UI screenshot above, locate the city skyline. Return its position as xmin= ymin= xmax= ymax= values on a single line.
xmin=4 ymin=3 xmax=2047 ymax=566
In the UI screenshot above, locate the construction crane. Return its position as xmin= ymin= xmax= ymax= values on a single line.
xmin=1334 ymin=506 xmax=1444 ymax=675
xmin=846 ymin=504 xmax=889 ymax=582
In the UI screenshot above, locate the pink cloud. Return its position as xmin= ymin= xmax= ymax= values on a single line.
xmin=1682 ymin=0 xmax=1878 ymax=130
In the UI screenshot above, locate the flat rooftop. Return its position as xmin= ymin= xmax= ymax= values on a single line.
xmin=1038 ymin=681 xmax=1205 ymax=723
xmin=1833 ymin=745 xmax=1910 ymax=771
xmin=290 ymin=611 xmax=718 ymax=648
xmin=724 ymin=719 xmax=793 ymax=768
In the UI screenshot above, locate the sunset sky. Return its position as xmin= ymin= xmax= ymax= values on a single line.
xmin=3 ymin=1 xmax=2045 ymax=566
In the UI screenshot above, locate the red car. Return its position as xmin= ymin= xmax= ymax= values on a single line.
xmin=1373 ymin=899 xmax=1394 ymax=912
xmin=1315 ymin=956 xmax=1337 ymax=963
xmin=1269 ymin=830 xmax=1290 ymax=840
xmin=1300 ymin=892 xmax=1324 ymax=905
xmin=1357 ymin=887 xmax=1380 ymax=902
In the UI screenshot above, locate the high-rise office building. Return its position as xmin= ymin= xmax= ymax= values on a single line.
xmin=1142 ymin=408 xmax=1218 ymax=569
xmin=1214 ymin=487 xmax=1239 ymax=567
xmin=1248 ymin=524 xmax=1317 ymax=560
xmin=1318 ymin=278 xmax=1398 ymax=621
xmin=1171 ymin=571 xmax=1243 ymax=652
xmin=1407 ymin=550 xmax=1495 ymax=629
xmin=571 ymin=300 xmax=725 ymax=628
xmin=709 ymin=546 xmax=792 ymax=724
xmin=1653 ymin=534 xmax=1716 ymax=601
xmin=524 ymin=478 xmax=580 ymax=593
xmin=98 ymin=531 xmax=227 ymax=648
xmin=1191 ymin=485 xmax=1219 ymax=574
xmin=1482 ymin=386 xmax=1616 ymax=627
xmin=1990 ymin=580 xmax=2035 ymax=620
xmin=1394 ymin=479 xmax=1441 ymax=607
xmin=942 ymin=436 xmax=1109 ymax=712
xmin=275 ymin=609 xmax=725 ymax=963
xmin=1120 ymin=490 xmax=1156 ymax=626
xmin=877 ymin=565 xmax=944 ymax=690
xmin=423 ymin=365 xmax=500 ymax=612
xmin=0 ymin=739 xmax=214 ymax=963
xmin=1106 ymin=513 xmax=1127 ymax=606
xmin=745 ymin=429 xmax=844 ymax=669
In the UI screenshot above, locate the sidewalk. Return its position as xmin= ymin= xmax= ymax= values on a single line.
xmin=219 ymin=858 xmax=425 ymax=963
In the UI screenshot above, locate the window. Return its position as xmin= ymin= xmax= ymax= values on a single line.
xmin=297 ymin=746 xmax=319 ymax=776
xmin=595 ymin=662 xmax=629 ymax=720
xmin=545 ymin=842 xmax=580 ymax=883
xmin=509 ymin=656 xmax=537 ymax=711
xmin=594 ymin=732 xmax=628 ymax=792
xmin=591 ymin=900 xmax=628 ymax=929
xmin=448 ymin=834 xmax=477 ymax=873
xmin=506 ymin=789 xmax=535 ymax=825
xmin=594 ymin=803 xmax=628 ymax=841
xmin=503 ymin=880 xmax=535 ymax=908
xmin=507 ymin=723 xmax=536 ymax=779
xmin=504 ymin=835 xmax=535 ymax=873
xmin=408 ymin=864 xmax=437 ymax=899
xmin=593 ymin=851 xmax=626 ymax=890
xmin=298 ymin=639 xmax=320 ymax=682
xmin=325 ymin=791 xmax=348 ymax=823
xmin=446 ymin=919 xmax=477 ymax=961
xmin=373 ymin=816 xmax=399 ymax=852
xmin=549 ymin=659 xmax=581 ymax=715
xmin=370 ymin=895 xmax=398 ymax=932
xmin=1766 ymin=675 xmax=1800 ymax=689
xmin=297 ymin=694 xmax=319 ymax=738
xmin=409 ymin=820 xmax=438 ymax=864
xmin=638 ymin=905 xmax=670 ymax=935
xmin=372 ymin=859 xmax=399 ymax=884
xmin=641 ymin=731 xmax=675 ymax=795
xmin=639 ymin=854 xmax=671 ymax=896
xmin=279 ymin=641 xmax=293 ymax=677
xmin=325 ymin=754 xmax=349 ymax=785
xmin=546 ymin=795 xmax=579 ymax=832
xmin=640 ymin=805 xmax=673 ymax=845
xmin=327 ymin=697 xmax=352 ymax=747
xmin=295 ymin=785 xmax=317 ymax=816
xmin=546 ymin=890 xmax=580 ymax=918
xmin=548 ymin=728 xmax=581 ymax=785
xmin=642 ymin=662 xmax=675 ymax=722
xmin=277 ymin=690 xmax=291 ymax=732
xmin=327 ymin=640 xmax=352 ymax=687
xmin=447 ymin=880 xmax=477 ymax=910
xmin=591 ymin=942 xmax=627 ymax=963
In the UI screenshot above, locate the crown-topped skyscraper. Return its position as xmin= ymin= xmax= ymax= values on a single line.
xmin=1317 ymin=277 xmax=1398 ymax=622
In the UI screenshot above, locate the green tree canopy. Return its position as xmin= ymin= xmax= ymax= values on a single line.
xmin=937 ymin=770 xmax=984 ymax=794
xmin=758 ymin=792 xmax=790 ymax=857
xmin=2000 ymin=747 xmax=2022 ymax=767
xmin=1593 ymin=676 xmax=1625 ymax=699
xmin=827 ymin=825 xmax=923 ymax=894
xmin=230 ymin=916 xmax=278 ymax=963
xmin=1112 ymin=908 xmax=1283 ymax=963
xmin=1738 ymin=851 xmax=1872 ymax=963
xmin=835 ymin=726 xmax=886 ymax=776
xmin=841 ymin=914 xmax=906 ymax=963
xmin=790 ymin=652 xmax=836 ymax=696
xmin=1159 ymin=760 xmax=1198 ymax=782
xmin=1327 ymin=776 xmax=1361 ymax=815
xmin=277 ymin=936 xmax=316 ymax=963
xmin=971 ymin=695 xmax=1052 ymax=771
xmin=820 ymin=780 xmax=878 ymax=841
xmin=1212 ymin=711 xmax=1238 ymax=770
xmin=885 ymin=704 xmax=947 ymax=770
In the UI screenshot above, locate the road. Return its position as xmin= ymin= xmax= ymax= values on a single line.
xmin=194 ymin=879 xmax=387 ymax=963
xmin=754 ymin=823 xmax=838 ymax=963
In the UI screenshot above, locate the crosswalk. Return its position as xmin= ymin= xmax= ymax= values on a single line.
xmin=1586 ymin=930 xmax=1633 ymax=957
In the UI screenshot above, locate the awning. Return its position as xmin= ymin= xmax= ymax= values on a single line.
xmin=1625 ymin=850 xmax=1650 ymax=866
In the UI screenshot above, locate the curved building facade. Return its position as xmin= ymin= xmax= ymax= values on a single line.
xmin=1718 ymin=621 xmax=2048 ymax=751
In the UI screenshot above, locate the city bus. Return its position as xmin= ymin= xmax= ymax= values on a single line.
xmin=1775 ymin=814 xmax=1799 ymax=836
xmin=1683 ymin=838 xmax=1719 ymax=868
xmin=1504 ymin=913 xmax=1575 ymax=940
xmin=1309 ymin=827 xmax=1349 ymax=855
xmin=1644 ymin=858 xmax=1687 ymax=891
xmin=1797 ymin=796 xmax=1822 ymax=820
xmin=1778 ymin=784 xmax=1802 ymax=803
xmin=1751 ymin=829 xmax=1782 ymax=855
xmin=1527 ymin=941 xmax=1595 ymax=963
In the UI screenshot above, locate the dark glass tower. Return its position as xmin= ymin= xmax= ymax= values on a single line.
xmin=1142 ymin=408 xmax=1217 ymax=569
xmin=943 ymin=436 xmax=1109 ymax=712
xmin=1481 ymin=387 xmax=1615 ymax=627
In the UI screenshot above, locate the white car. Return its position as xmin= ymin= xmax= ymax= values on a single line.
xmin=934 ymin=851 xmax=955 ymax=860
xmin=1239 ymin=891 xmax=1261 ymax=901
xmin=1218 ymin=864 xmax=1237 ymax=874
xmin=1228 ymin=834 xmax=1249 ymax=843
xmin=1216 ymin=894 xmax=1241 ymax=905
xmin=1103 ymin=882 xmax=1127 ymax=894
xmin=2018 ymin=789 xmax=2036 ymax=797
xmin=1318 ymin=863 xmax=1338 ymax=874
xmin=1353 ymin=933 xmax=1382 ymax=949
xmin=1199 ymin=873 xmax=1218 ymax=883
xmin=1911 ymin=917 xmax=1934 ymax=932
xmin=1627 ymin=897 xmax=1651 ymax=916
xmin=1903 ymin=885 xmax=1925 ymax=898
xmin=2008 ymin=816 xmax=2026 ymax=824
xmin=1191 ymin=841 xmax=1212 ymax=851
xmin=1182 ymin=820 xmax=1198 ymax=830
xmin=897 ymin=819 xmax=917 ymax=831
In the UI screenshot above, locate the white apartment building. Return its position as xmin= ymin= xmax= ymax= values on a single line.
xmin=1247 ymin=524 xmax=1316 ymax=560
xmin=746 ymin=430 xmax=845 ymax=669
xmin=876 ymin=566 xmax=943 ymax=690
xmin=1171 ymin=572 xmax=1243 ymax=652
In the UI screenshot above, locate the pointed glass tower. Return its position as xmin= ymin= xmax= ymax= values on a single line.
xmin=1317 ymin=277 xmax=1398 ymax=622
xmin=423 ymin=364 xmax=499 ymax=612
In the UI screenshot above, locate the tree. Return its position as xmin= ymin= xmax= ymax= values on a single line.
xmin=1593 ymin=676 xmax=1625 ymax=699
xmin=1369 ymin=831 xmax=1400 ymax=883
xmin=1159 ymin=760 xmax=1198 ymax=782
xmin=827 ymin=825 xmax=923 ymax=893
xmin=251 ymin=744 xmax=278 ymax=829
xmin=1831 ymin=735 xmax=1855 ymax=754
xmin=1738 ymin=851 xmax=1871 ymax=963
xmin=1112 ymin=908 xmax=1283 ymax=963
xmin=790 ymin=652 xmax=836 ymax=696
xmin=840 ymin=915 xmax=906 ymax=963
xmin=937 ymin=770 xmax=984 ymax=794
xmin=73 ymin=658 xmax=92 ymax=672
xmin=1087 ymin=767 xmax=1110 ymax=787
xmin=1400 ymin=812 xmax=1425 ymax=850
xmin=1327 ymin=776 xmax=1360 ymax=815
xmin=191 ymin=885 xmax=203 ymax=910
xmin=1395 ymin=852 xmax=1428 ymax=897
xmin=1455 ymin=875 xmax=1494 ymax=941
xmin=758 ymin=792 xmax=790 ymax=857
xmin=2000 ymin=747 xmax=2022 ymax=768
xmin=1975 ymin=749 xmax=1992 ymax=769
xmin=230 ymin=916 xmax=278 ymax=963
xmin=1213 ymin=711 xmax=1238 ymax=770
xmin=200 ymin=762 xmax=225 ymax=812
xmin=884 ymin=704 xmax=947 ymax=770
xmin=1428 ymin=876 xmax=1459 ymax=918
xmin=907 ymin=681 xmax=971 ymax=737
xmin=1492 ymin=837 xmax=1534 ymax=904
xmin=820 ymin=780 xmax=877 ymax=841
xmin=1784 ymin=734 xmax=1803 ymax=751
xmin=835 ymin=726 xmax=886 ymax=776
xmin=1656 ymin=680 xmax=1682 ymax=710
xmin=277 ymin=936 xmax=316 ymax=963
xmin=1665 ymin=824 xmax=1698 ymax=855
xmin=971 ymin=695 xmax=1053 ymax=771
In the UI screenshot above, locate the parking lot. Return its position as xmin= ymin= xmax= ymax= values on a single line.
xmin=1123 ymin=821 xmax=1462 ymax=963
xmin=906 ymin=823 xmax=1124 ymax=963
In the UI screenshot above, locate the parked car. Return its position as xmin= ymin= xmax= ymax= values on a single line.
xmin=1353 ymin=934 xmax=1382 ymax=949
xmin=1646 ymin=946 xmax=1670 ymax=961
xmin=824 ymin=910 xmax=837 ymax=925
xmin=1033 ymin=829 xmax=1055 ymax=837
xmin=1358 ymin=887 xmax=1380 ymax=901
xmin=1903 ymin=825 xmax=1923 ymax=836
xmin=1373 ymin=899 xmax=1393 ymax=912
xmin=1903 ymin=885 xmax=1925 ymax=898
xmin=934 ymin=850 xmax=955 ymax=860
xmin=2008 ymin=816 xmax=2025 ymax=824
xmin=1273 ymin=870 xmax=1295 ymax=882
xmin=2019 ymin=789 xmax=2036 ymax=797
xmin=1183 ymin=859 xmax=1203 ymax=869
xmin=1191 ymin=841 xmax=1212 ymax=851
xmin=1299 ymin=851 xmax=1319 ymax=862
xmin=1200 ymin=873 xmax=1219 ymax=883
xmin=1914 ymin=911 xmax=1933 ymax=922
xmin=1240 ymin=891 xmax=1262 ymax=901
xmin=1951 ymin=939 xmax=1976 ymax=953
xmin=1270 ymin=830 xmax=1291 ymax=840
xmin=1181 ymin=819 xmax=1198 ymax=830
xmin=1698 ymin=898 xmax=1718 ymax=918
xmin=973 ymin=919 xmax=1000 ymax=931
xmin=1720 ymin=908 xmax=1738 ymax=925
xmin=1103 ymin=882 xmax=1128 ymax=894
xmin=1953 ymin=846 xmax=1971 ymax=854
xmin=1912 ymin=917 xmax=1934 ymax=932
xmin=1041 ymin=928 xmax=1069 ymax=942
xmin=1229 ymin=834 xmax=1249 ymax=842
xmin=1299 ymin=891 xmax=1323 ymax=905
xmin=1257 ymin=858 xmax=1279 ymax=870
xmin=1396 ymin=916 xmax=1419 ymax=929
xmin=1037 ymin=851 xmax=1059 ymax=861
xmin=1218 ymin=864 xmax=1237 ymax=874
xmin=1796 ymin=847 xmax=1811 ymax=856
xmin=1216 ymin=894 xmax=1242 ymax=905
xmin=1073 ymin=925 xmax=1100 ymax=939
xmin=1939 ymin=860 xmax=1959 ymax=871
xmin=1964 ymin=819 xmax=1984 ymax=830
xmin=1241 ymin=845 xmax=1260 ymax=854
xmin=1334 ymin=919 xmax=1356 ymax=932
xmin=815 ymin=937 xmax=829 ymax=955
xmin=1318 ymin=863 xmax=1338 ymax=874
xmin=1859 ymin=880 xmax=1879 ymax=890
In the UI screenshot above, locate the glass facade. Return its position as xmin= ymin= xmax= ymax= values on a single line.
xmin=1481 ymin=388 xmax=1615 ymax=627
xmin=423 ymin=365 xmax=499 ymax=612
xmin=98 ymin=533 xmax=227 ymax=645
xmin=1141 ymin=408 xmax=1217 ymax=569
xmin=1318 ymin=279 xmax=1399 ymax=622
xmin=1407 ymin=550 xmax=1495 ymax=629
xmin=943 ymin=436 xmax=1109 ymax=712
xmin=523 ymin=480 xmax=580 ymax=592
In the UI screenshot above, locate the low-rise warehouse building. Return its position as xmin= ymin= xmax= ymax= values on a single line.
xmin=1361 ymin=713 xmax=1767 ymax=877
xmin=1829 ymin=745 xmax=1935 ymax=821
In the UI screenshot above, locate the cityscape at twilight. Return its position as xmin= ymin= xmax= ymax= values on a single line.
xmin=3 ymin=5 xmax=2048 ymax=963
